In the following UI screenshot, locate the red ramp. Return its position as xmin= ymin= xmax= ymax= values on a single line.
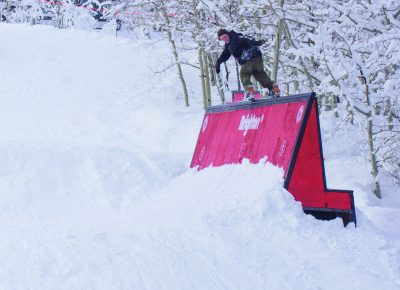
xmin=191 ymin=92 xmax=356 ymax=226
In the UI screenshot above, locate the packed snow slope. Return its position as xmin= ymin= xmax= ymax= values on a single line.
xmin=0 ymin=24 xmax=399 ymax=290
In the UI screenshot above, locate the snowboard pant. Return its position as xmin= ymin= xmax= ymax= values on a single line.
xmin=240 ymin=56 xmax=274 ymax=91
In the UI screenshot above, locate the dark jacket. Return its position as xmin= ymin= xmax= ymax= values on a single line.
xmin=216 ymin=30 xmax=263 ymax=70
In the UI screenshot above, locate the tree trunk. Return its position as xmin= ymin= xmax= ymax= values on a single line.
xmin=160 ymin=3 xmax=189 ymax=107
xmin=168 ymin=29 xmax=189 ymax=107
xmin=271 ymin=19 xmax=283 ymax=83
xmin=293 ymin=80 xmax=299 ymax=93
xmin=364 ymin=79 xmax=382 ymax=198
xmin=331 ymin=94 xmax=339 ymax=118
xmin=367 ymin=118 xmax=382 ymax=198
xmin=203 ymin=51 xmax=212 ymax=106
xmin=198 ymin=46 xmax=209 ymax=109
xmin=210 ymin=53 xmax=225 ymax=103
xmin=191 ymin=0 xmax=210 ymax=108
xmin=235 ymin=61 xmax=241 ymax=90
xmin=385 ymin=99 xmax=394 ymax=130
xmin=271 ymin=0 xmax=285 ymax=82
xmin=324 ymin=94 xmax=331 ymax=111
xmin=346 ymin=102 xmax=354 ymax=125
xmin=282 ymin=21 xmax=314 ymax=90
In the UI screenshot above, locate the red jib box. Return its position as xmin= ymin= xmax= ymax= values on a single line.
xmin=191 ymin=92 xmax=356 ymax=226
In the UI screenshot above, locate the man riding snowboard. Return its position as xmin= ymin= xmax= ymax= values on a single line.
xmin=215 ymin=28 xmax=280 ymax=101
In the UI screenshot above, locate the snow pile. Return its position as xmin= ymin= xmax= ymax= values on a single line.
xmin=0 ymin=161 xmax=398 ymax=289
xmin=0 ymin=24 xmax=399 ymax=289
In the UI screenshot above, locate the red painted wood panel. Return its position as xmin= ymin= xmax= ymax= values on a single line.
xmin=191 ymin=100 xmax=308 ymax=179
xmin=288 ymin=100 xmax=352 ymax=210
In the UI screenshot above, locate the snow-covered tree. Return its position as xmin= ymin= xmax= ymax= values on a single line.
xmin=308 ymin=0 xmax=400 ymax=196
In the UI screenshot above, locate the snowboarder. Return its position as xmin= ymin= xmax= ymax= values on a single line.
xmin=215 ymin=28 xmax=280 ymax=101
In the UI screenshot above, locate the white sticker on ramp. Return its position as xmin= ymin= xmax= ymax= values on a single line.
xmin=296 ymin=105 xmax=305 ymax=124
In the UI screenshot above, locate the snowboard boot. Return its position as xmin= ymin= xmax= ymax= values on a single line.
xmin=244 ymin=86 xmax=256 ymax=101
xmin=269 ymin=83 xmax=280 ymax=98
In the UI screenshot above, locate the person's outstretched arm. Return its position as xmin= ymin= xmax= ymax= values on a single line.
xmin=215 ymin=47 xmax=231 ymax=73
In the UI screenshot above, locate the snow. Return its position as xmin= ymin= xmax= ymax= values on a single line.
xmin=0 ymin=23 xmax=399 ymax=289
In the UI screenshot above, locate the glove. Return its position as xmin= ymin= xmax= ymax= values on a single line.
xmin=255 ymin=39 xmax=266 ymax=46
xmin=215 ymin=64 xmax=220 ymax=74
